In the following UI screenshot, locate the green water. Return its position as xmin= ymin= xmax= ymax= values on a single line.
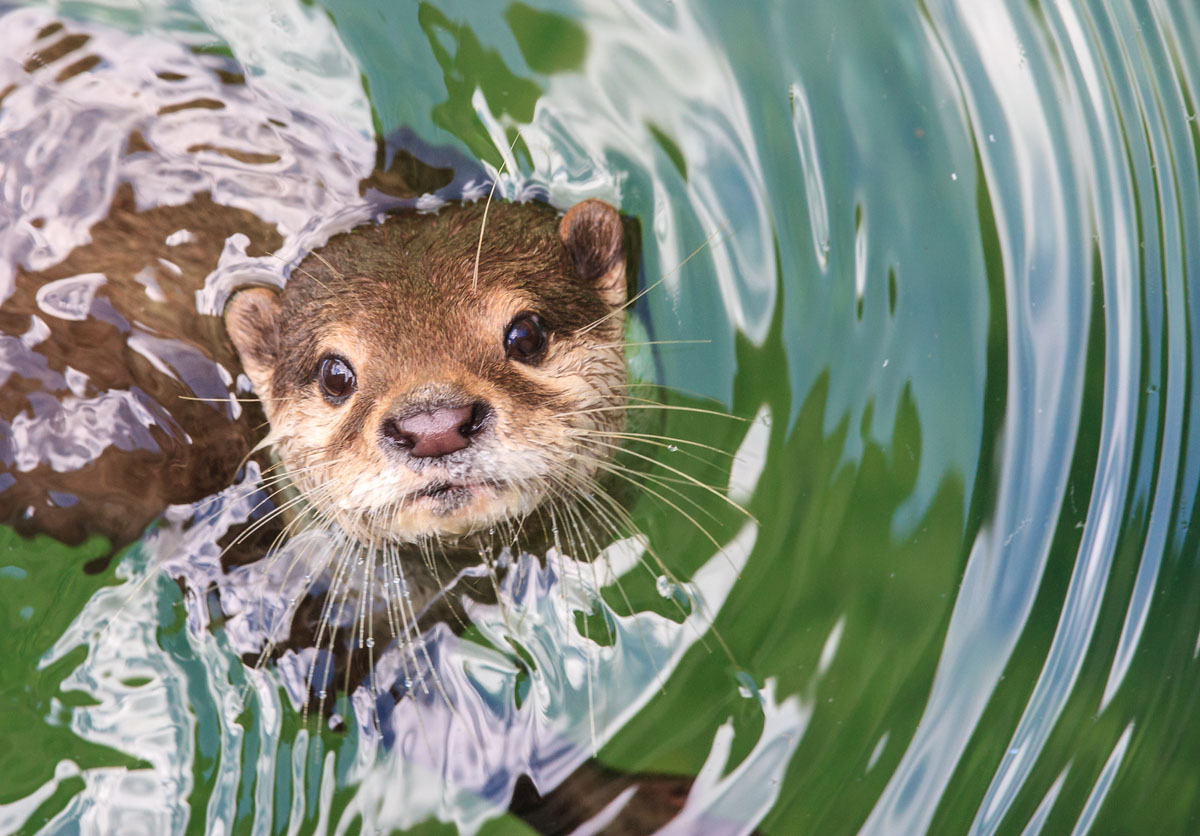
xmin=3 ymin=0 xmax=1200 ymax=833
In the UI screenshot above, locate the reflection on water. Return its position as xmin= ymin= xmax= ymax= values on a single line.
xmin=2 ymin=0 xmax=1200 ymax=832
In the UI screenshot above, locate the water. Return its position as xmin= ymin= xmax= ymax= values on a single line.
xmin=0 ymin=0 xmax=1198 ymax=833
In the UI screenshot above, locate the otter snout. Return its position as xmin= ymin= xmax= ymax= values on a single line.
xmin=381 ymin=401 xmax=490 ymax=458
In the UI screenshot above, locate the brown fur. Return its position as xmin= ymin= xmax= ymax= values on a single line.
xmin=0 ymin=184 xmax=281 ymax=548
xmin=225 ymin=198 xmax=629 ymax=546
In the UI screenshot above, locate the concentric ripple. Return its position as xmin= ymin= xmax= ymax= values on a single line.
xmin=1 ymin=0 xmax=1199 ymax=833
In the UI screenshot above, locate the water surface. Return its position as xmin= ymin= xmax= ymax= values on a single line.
xmin=1 ymin=0 xmax=1199 ymax=833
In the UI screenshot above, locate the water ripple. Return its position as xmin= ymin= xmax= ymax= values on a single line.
xmin=4 ymin=0 xmax=1200 ymax=832
xmin=862 ymin=0 xmax=1092 ymax=826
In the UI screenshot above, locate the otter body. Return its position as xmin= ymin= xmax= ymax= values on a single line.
xmin=0 ymin=11 xmax=631 ymax=559
xmin=0 ymin=185 xmax=279 ymax=549
xmin=0 ymin=187 xmax=629 ymax=559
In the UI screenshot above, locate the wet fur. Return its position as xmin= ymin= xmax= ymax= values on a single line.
xmin=0 ymin=185 xmax=277 ymax=550
xmin=226 ymin=200 xmax=629 ymax=548
xmin=0 ymin=15 xmax=728 ymax=834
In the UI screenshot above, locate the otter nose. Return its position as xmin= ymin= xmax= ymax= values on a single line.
xmin=382 ymin=403 xmax=488 ymax=458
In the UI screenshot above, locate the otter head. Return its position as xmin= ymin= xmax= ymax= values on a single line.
xmin=224 ymin=199 xmax=628 ymax=545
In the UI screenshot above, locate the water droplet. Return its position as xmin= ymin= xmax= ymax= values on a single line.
xmin=988 ymin=133 xmax=996 ymax=142
xmin=404 ymin=677 xmax=413 ymax=689
xmin=656 ymin=575 xmax=673 ymax=597
xmin=366 ymin=637 xmax=375 ymax=648
xmin=318 ymin=689 xmax=327 ymax=700
xmin=667 ymin=444 xmax=678 ymax=452
xmin=735 ymin=671 xmax=761 ymax=700
xmin=950 ymin=172 xmax=958 ymax=181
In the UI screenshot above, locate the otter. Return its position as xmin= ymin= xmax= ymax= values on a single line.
xmin=216 ymin=196 xmax=644 ymax=692
xmin=0 ymin=12 xmax=727 ymax=835
xmin=1 ymin=173 xmax=696 ymax=836
xmin=1 ymin=187 xmax=700 ymax=833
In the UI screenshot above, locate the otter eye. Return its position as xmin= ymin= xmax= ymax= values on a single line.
xmin=504 ymin=312 xmax=548 ymax=363
xmin=316 ymin=355 xmax=356 ymax=404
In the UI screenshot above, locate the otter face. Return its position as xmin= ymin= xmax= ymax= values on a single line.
xmin=224 ymin=199 xmax=628 ymax=545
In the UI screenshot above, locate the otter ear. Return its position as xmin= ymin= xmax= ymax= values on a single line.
xmin=224 ymin=286 xmax=281 ymax=397
xmin=560 ymin=199 xmax=626 ymax=309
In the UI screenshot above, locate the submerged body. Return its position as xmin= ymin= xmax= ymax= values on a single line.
xmin=0 ymin=12 xmax=725 ymax=835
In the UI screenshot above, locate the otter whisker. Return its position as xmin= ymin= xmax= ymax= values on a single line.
xmin=472 ymin=130 xmax=523 ymax=293
xmin=552 ymin=461 xmax=744 ymax=669
xmin=552 ymin=473 xmax=724 ymax=646
xmin=588 ymin=458 xmax=732 ymax=562
xmin=623 ymin=392 xmax=723 ymax=409
xmin=220 ymin=472 xmax=337 ymax=554
xmin=551 ymin=403 xmax=750 ymax=422
xmin=344 ymin=540 xmax=378 ymax=725
xmin=600 ymin=379 xmax=747 ymax=408
xmin=607 ymin=380 xmax=718 ymax=392
xmin=381 ymin=542 xmax=440 ymax=766
xmin=177 ymin=395 xmax=260 ymax=404
xmin=478 ymin=540 xmax=511 ymax=633
xmin=221 ymin=490 xmax=308 ymax=552
xmin=176 ymin=393 xmax=305 ymax=404
xmin=533 ymin=471 xmax=679 ymax=698
xmin=239 ymin=515 xmax=339 ymax=720
xmin=184 ymin=432 xmax=299 ymax=515
xmin=384 ymin=546 xmax=422 ymax=667
xmin=571 ymin=429 xmax=734 ymax=476
xmin=306 ymin=531 xmax=360 ymax=723
xmin=304 ymin=247 xmax=346 ymax=285
xmin=566 ymin=508 xmax=600 ymax=754
xmin=575 ymin=436 xmax=754 ymax=521
xmin=396 ymin=564 xmax=459 ymax=713
xmin=577 ymin=221 xmax=728 ymax=335
xmin=199 ymin=456 xmax=331 ymax=515
xmin=542 ymin=497 xmax=588 ymax=688
xmin=249 ymin=521 xmax=332 ymax=678
xmin=547 ymin=458 xmax=702 ymax=597
xmin=557 ymin=445 xmax=730 ymax=530
xmin=261 ymin=246 xmax=338 ymax=291
xmin=576 ymin=426 xmax=734 ymax=460
xmin=566 ymin=496 xmax=671 ymax=695
xmin=590 ymin=339 xmax=712 ymax=350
